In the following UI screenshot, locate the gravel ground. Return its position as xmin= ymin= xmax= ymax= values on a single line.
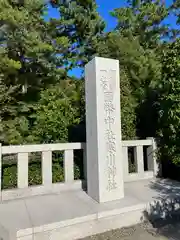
xmin=80 ymin=222 xmax=176 ymax=240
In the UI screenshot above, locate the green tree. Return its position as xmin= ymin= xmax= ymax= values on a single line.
xmin=158 ymin=39 xmax=180 ymax=165
xmin=112 ymin=0 xmax=173 ymax=48
xmin=0 ymin=0 xmax=58 ymax=95
xmin=0 ymin=0 xmax=70 ymax=144
xmin=97 ymin=30 xmax=162 ymax=138
xmin=106 ymin=0 xmax=170 ymax=138
xmin=50 ymin=0 xmax=105 ymax=69
xmin=32 ymin=80 xmax=81 ymax=143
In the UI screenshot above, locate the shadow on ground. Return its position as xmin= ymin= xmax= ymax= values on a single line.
xmin=143 ymin=179 xmax=180 ymax=240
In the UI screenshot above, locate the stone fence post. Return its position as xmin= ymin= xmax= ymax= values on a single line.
xmin=0 ymin=143 xmax=1 ymax=198
xmin=147 ymin=137 xmax=159 ymax=176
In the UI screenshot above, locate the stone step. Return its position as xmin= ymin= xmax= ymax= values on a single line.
xmin=1 ymin=179 xmax=180 ymax=240
xmin=17 ymin=203 xmax=147 ymax=240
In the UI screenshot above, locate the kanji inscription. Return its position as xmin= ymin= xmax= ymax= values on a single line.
xmin=100 ymin=69 xmax=117 ymax=191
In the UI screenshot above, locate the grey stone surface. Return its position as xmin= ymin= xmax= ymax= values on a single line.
xmin=1 ymin=180 xmax=83 ymax=201
xmin=64 ymin=150 xmax=74 ymax=182
xmin=0 ymin=179 xmax=180 ymax=240
xmin=122 ymin=146 xmax=129 ymax=180
xmin=85 ymin=57 xmax=124 ymax=203
xmin=0 ymin=143 xmax=2 ymax=195
xmin=147 ymin=138 xmax=158 ymax=176
xmin=18 ymin=152 xmax=28 ymax=188
xmin=134 ymin=146 xmax=144 ymax=177
xmin=42 ymin=151 xmax=52 ymax=185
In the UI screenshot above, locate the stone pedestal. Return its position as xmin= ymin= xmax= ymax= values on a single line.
xmin=85 ymin=57 xmax=124 ymax=203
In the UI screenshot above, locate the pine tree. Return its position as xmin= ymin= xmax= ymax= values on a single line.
xmin=0 ymin=0 xmax=60 ymax=99
xmin=111 ymin=0 xmax=173 ymax=49
xmin=0 ymin=0 xmax=62 ymax=143
xmin=50 ymin=0 xmax=105 ymax=69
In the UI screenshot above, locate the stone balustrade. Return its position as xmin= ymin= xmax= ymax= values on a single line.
xmin=0 ymin=142 xmax=86 ymax=201
xmin=0 ymin=138 xmax=157 ymax=202
xmin=122 ymin=138 xmax=158 ymax=182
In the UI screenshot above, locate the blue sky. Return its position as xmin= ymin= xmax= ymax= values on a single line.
xmin=48 ymin=0 xmax=176 ymax=77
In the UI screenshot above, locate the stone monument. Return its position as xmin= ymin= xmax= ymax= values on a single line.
xmin=85 ymin=57 xmax=124 ymax=203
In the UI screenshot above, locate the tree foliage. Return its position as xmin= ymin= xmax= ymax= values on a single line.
xmin=32 ymin=80 xmax=81 ymax=143
xmin=0 ymin=0 xmax=69 ymax=144
xmin=0 ymin=0 xmax=58 ymax=94
xmin=50 ymin=0 xmax=105 ymax=68
xmin=158 ymin=39 xmax=180 ymax=165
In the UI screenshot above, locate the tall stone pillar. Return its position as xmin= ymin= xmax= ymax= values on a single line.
xmin=85 ymin=57 xmax=124 ymax=203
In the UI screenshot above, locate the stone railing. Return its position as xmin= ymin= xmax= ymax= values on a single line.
xmin=0 ymin=138 xmax=157 ymax=201
xmin=122 ymin=138 xmax=158 ymax=182
xmin=0 ymin=143 xmax=86 ymax=201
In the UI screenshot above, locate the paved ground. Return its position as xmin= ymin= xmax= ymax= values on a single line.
xmin=1 ymin=178 xmax=180 ymax=239
xmin=81 ymin=221 xmax=180 ymax=240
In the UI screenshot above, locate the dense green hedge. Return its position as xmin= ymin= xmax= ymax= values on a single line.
xmin=2 ymin=153 xmax=83 ymax=190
